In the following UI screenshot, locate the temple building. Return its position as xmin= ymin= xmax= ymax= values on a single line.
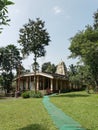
xmin=15 ymin=61 xmax=70 ymax=94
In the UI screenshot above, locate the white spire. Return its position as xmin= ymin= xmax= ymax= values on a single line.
xmin=56 ymin=61 xmax=67 ymax=75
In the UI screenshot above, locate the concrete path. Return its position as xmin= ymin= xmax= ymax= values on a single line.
xmin=43 ymin=96 xmax=85 ymax=130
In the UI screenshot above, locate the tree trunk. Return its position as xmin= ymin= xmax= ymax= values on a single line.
xmin=95 ymin=80 xmax=98 ymax=92
xmin=33 ymin=55 xmax=37 ymax=93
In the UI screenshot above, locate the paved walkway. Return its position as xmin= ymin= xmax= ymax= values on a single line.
xmin=43 ymin=96 xmax=85 ymax=130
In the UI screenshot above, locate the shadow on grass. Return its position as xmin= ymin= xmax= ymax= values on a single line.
xmin=0 ymin=97 xmax=7 ymax=99
xmin=0 ymin=94 xmax=7 ymax=99
xmin=0 ymin=94 xmax=14 ymax=100
xmin=18 ymin=123 xmax=49 ymax=130
xmin=51 ymin=93 xmax=90 ymax=98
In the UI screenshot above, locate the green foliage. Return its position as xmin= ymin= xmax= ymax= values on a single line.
xmin=68 ymin=64 xmax=96 ymax=92
xmin=22 ymin=91 xmax=43 ymax=98
xmin=68 ymin=64 xmax=83 ymax=90
xmin=1 ymin=72 xmax=14 ymax=93
xmin=18 ymin=18 xmax=50 ymax=58
xmin=41 ymin=62 xmax=56 ymax=73
xmin=0 ymin=44 xmax=22 ymax=72
xmin=93 ymin=9 xmax=98 ymax=30
xmin=69 ymin=10 xmax=98 ymax=88
xmin=21 ymin=91 xmax=30 ymax=98
xmin=0 ymin=44 xmax=22 ymax=92
xmin=32 ymin=61 xmax=39 ymax=72
xmin=0 ymin=0 xmax=14 ymax=33
xmin=32 ymin=91 xmax=43 ymax=98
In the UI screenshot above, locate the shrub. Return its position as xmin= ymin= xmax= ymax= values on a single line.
xmin=31 ymin=91 xmax=43 ymax=98
xmin=21 ymin=91 xmax=30 ymax=98
xmin=21 ymin=91 xmax=43 ymax=98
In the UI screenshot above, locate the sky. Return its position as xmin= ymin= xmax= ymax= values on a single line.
xmin=0 ymin=0 xmax=98 ymax=70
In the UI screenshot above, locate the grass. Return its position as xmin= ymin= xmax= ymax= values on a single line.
xmin=0 ymin=91 xmax=98 ymax=130
xmin=50 ymin=91 xmax=98 ymax=130
xmin=0 ymin=97 xmax=57 ymax=130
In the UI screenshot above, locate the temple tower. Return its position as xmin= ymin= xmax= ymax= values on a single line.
xmin=56 ymin=61 xmax=67 ymax=75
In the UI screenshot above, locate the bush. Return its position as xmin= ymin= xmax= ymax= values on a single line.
xmin=21 ymin=91 xmax=30 ymax=98
xmin=31 ymin=91 xmax=43 ymax=98
xmin=21 ymin=91 xmax=43 ymax=98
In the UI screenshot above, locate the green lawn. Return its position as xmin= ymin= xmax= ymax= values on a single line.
xmin=0 ymin=97 xmax=57 ymax=130
xmin=0 ymin=92 xmax=98 ymax=130
xmin=50 ymin=91 xmax=98 ymax=130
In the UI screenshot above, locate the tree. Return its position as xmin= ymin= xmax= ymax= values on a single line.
xmin=0 ymin=44 xmax=22 ymax=93
xmin=69 ymin=10 xmax=98 ymax=90
xmin=18 ymin=18 xmax=50 ymax=92
xmin=0 ymin=44 xmax=22 ymax=72
xmin=0 ymin=71 xmax=14 ymax=93
xmin=93 ymin=9 xmax=98 ymax=30
xmin=0 ymin=0 xmax=14 ymax=33
xmin=68 ymin=64 xmax=94 ymax=91
xmin=68 ymin=64 xmax=80 ymax=90
xmin=41 ymin=62 xmax=56 ymax=73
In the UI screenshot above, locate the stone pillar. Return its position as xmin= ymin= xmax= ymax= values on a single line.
xmin=48 ymin=79 xmax=50 ymax=88
xmin=50 ymin=79 xmax=53 ymax=92
xmin=29 ymin=76 xmax=31 ymax=90
xmin=26 ymin=77 xmax=28 ymax=90
xmin=17 ymin=77 xmax=20 ymax=91
xmin=37 ymin=76 xmax=39 ymax=90
xmin=60 ymin=80 xmax=62 ymax=90
xmin=56 ymin=79 xmax=58 ymax=90
xmin=43 ymin=77 xmax=45 ymax=90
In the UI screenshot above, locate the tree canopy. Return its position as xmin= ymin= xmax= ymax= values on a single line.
xmin=0 ymin=44 xmax=22 ymax=92
xmin=41 ymin=62 xmax=56 ymax=73
xmin=0 ymin=0 xmax=14 ymax=33
xmin=69 ymin=10 xmax=98 ymax=89
xmin=18 ymin=18 xmax=50 ymax=58
xmin=0 ymin=44 xmax=22 ymax=72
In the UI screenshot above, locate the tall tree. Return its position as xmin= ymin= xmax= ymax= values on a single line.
xmin=69 ymin=10 xmax=98 ymax=90
xmin=0 ymin=0 xmax=14 ymax=33
xmin=68 ymin=64 xmax=94 ymax=91
xmin=0 ymin=44 xmax=22 ymax=92
xmin=41 ymin=62 xmax=56 ymax=73
xmin=93 ymin=9 xmax=98 ymax=30
xmin=0 ymin=44 xmax=22 ymax=72
xmin=18 ymin=18 xmax=50 ymax=92
xmin=68 ymin=64 xmax=80 ymax=90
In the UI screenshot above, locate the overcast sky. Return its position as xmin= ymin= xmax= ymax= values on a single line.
xmin=0 ymin=0 xmax=98 ymax=70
